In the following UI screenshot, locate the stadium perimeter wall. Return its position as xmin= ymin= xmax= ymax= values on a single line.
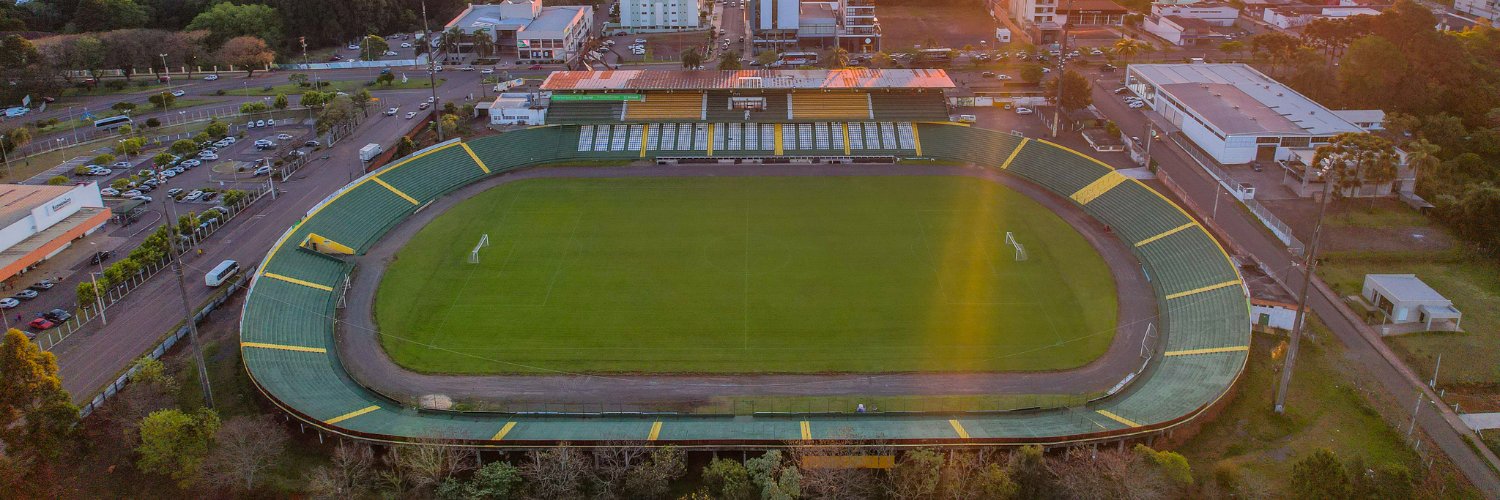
xmin=237 ymin=124 xmax=1251 ymax=448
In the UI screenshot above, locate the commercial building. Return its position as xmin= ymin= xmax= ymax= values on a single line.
xmin=1452 ymin=0 xmax=1498 ymax=23
xmin=1150 ymin=2 xmax=1241 ymax=26
xmin=0 ymin=183 xmax=111 ymax=283
xmin=1261 ymin=5 xmax=1379 ymax=29
xmin=485 ymin=92 xmax=550 ymax=126
xmin=444 ymin=0 xmax=594 ymax=63
xmin=752 ymin=0 xmax=881 ymax=53
xmin=620 ymin=0 xmax=703 ymax=31
xmin=987 ymin=0 xmax=1127 ymax=44
xmin=1145 ymin=15 xmax=1232 ymax=46
xmin=1125 ymin=63 xmax=1381 ymax=165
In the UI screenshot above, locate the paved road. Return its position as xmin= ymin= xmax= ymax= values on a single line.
xmin=336 ymin=164 xmax=1158 ymax=407
xmin=1084 ymin=75 xmax=1500 ymax=496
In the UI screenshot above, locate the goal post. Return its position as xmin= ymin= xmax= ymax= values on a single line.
xmin=1005 ymin=231 xmax=1028 ymax=262
xmin=468 ymin=234 xmax=491 ymax=264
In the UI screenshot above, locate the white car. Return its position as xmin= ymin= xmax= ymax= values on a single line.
xmin=246 ymin=121 xmax=256 ymax=129
xmin=634 ymin=38 xmax=647 ymax=44
xmin=276 ymin=133 xmax=293 ymax=141
xmin=112 ymin=161 xmax=132 ymax=169
xmin=461 ymin=66 xmax=476 ymax=71
xmin=480 ymin=68 xmax=494 ymax=74
xmin=161 ymin=170 xmax=177 ymax=178
xmin=1128 ymin=101 xmax=1146 ymax=109
xmin=631 ymin=48 xmax=646 ymax=55
xmin=170 ymin=90 xmax=186 ymax=97
xmin=221 ymin=136 xmax=236 ymax=144
xmin=996 ymin=74 xmax=1013 ymax=80
xmin=100 ymin=188 xmax=120 ymax=196
xmin=197 ymin=150 xmax=217 ymax=158
xmin=181 ymin=159 xmax=202 ymax=167
xmin=400 ymin=42 xmax=413 ymax=48
xmin=1090 ymin=48 xmax=1104 ymax=55
xmin=253 ymin=165 xmax=273 ymax=176
xmin=122 ymin=190 xmax=143 ymax=197
xmin=0 ymin=298 xmax=18 ymax=309
xmin=405 ymin=111 xmax=417 ymax=119
xmin=204 ymin=74 xmax=219 ymax=81
xmin=418 ymin=102 xmax=430 ymax=110
xmin=348 ymin=44 xmax=360 ymax=50
xmin=256 ymin=120 xmax=267 ymax=127
xmin=384 ymin=51 xmax=398 ymax=56
xmin=185 ymin=190 xmax=204 ymax=201
xmin=386 ymin=107 xmax=398 ymax=116
xmin=427 ymin=96 xmax=436 ymax=103
xmin=130 ymin=195 xmax=152 ymax=202
xmin=1015 ymin=107 xmax=1034 ymax=115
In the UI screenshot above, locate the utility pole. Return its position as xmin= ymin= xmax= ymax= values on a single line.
xmin=159 ymin=54 xmax=172 ymax=110
xmin=423 ymin=1 xmax=443 ymax=142
xmin=160 ymin=182 xmax=214 ymax=409
xmin=1273 ymin=171 xmax=1334 ymax=414
xmin=1049 ymin=0 xmax=1075 ymax=139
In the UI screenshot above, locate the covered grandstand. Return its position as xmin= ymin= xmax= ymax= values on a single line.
xmin=239 ymin=119 xmax=1250 ymax=447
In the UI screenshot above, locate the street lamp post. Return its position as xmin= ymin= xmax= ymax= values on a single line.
xmin=423 ymin=1 xmax=443 ymax=142
xmin=159 ymin=54 xmax=172 ymax=110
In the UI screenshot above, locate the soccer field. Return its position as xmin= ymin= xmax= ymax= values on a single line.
xmin=374 ymin=175 xmax=1118 ymax=374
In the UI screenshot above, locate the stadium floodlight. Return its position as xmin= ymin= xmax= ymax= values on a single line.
xmin=1005 ymin=232 xmax=1028 ymax=262
xmin=468 ymin=234 xmax=490 ymax=264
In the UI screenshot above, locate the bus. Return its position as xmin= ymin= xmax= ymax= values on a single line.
xmin=205 ymin=259 xmax=239 ymax=287
xmin=93 ymin=116 xmax=133 ymax=130
xmin=775 ymin=51 xmax=820 ymax=67
xmin=917 ymin=48 xmax=954 ymax=65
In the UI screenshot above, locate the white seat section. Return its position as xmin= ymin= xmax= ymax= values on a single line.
xmin=645 ymin=124 xmax=661 ymax=151
xmin=863 ymin=121 xmax=880 ymax=149
xmin=832 ymin=122 xmax=846 ymax=149
xmin=677 ymin=123 xmax=694 ymax=150
xmin=880 ymin=122 xmax=898 ymax=150
xmin=849 ymin=122 xmax=866 ymax=150
xmin=726 ymin=123 xmax=742 ymax=150
xmin=693 ymin=123 xmax=708 ymax=150
xmin=814 ymin=122 xmax=830 ymax=150
xmin=660 ymin=122 xmax=678 ymax=150
xmin=578 ymin=125 xmax=595 ymax=152
xmin=627 ymin=124 xmax=643 ymax=151
xmin=745 ymin=123 xmax=760 ymax=150
xmin=798 ymin=124 xmax=813 ymax=150
xmin=593 ymin=124 xmax=612 ymax=151
xmin=761 ymin=124 xmax=776 ymax=150
xmin=712 ymin=123 xmax=726 ymax=151
xmin=897 ymin=122 xmax=916 ymax=150
xmin=611 ymin=124 xmax=629 ymax=151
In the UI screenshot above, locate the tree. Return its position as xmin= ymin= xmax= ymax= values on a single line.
xmin=289 ymin=73 xmax=309 ymax=87
xmin=316 ymin=95 xmax=356 ymax=135
xmin=395 ymin=136 xmax=416 ymax=158
xmin=887 ymin=449 xmax=944 ymax=499
xmin=755 ymin=50 xmax=780 ymax=67
xmin=1312 ymin=132 xmax=1401 ymax=201
xmin=1403 ymin=138 xmax=1441 ymax=186
xmin=304 ymin=441 xmax=375 ymax=499
xmin=438 ymin=460 xmax=522 ymax=500
xmin=199 ymin=415 xmax=288 ymax=493
xmin=71 ymin=0 xmax=151 ymax=31
xmin=185 ymin=2 xmax=284 ymax=48
xmin=170 ymin=139 xmax=197 ymax=156
xmin=385 ymin=439 xmax=477 ymax=493
xmin=5 ymin=128 xmax=31 ymax=154
xmin=0 ymin=329 xmax=78 ymax=466
xmin=1047 ymin=69 xmax=1093 ymax=112
xmin=824 ymin=47 xmax=850 ymax=69
xmin=437 ymin=113 xmax=459 ymax=138
xmin=1112 ymin=37 xmax=1147 ymax=65
xmin=870 ymin=51 xmax=895 ymax=69
xmin=1249 ymin=31 xmax=1304 ymax=77
xmin=746 ymin=450 xmax=800 ymax=500
xmin=1008 ymin=445 xmax=1052 ymax=498
xmin=205 ymin=119 xmax=228 ymax=138
xmin=0 ymin=35 xmax=39 ymax=69
xmin=681 ymin=47 xmax=704 ymax=69
xmin=702 ymin=458 xmax=756 ymax=500
xmin=239 ymin=101 xmax=269 ymax=113
xmin=148 ymin=92 xmax=176 ymax=109
xmin=216 ymin=36 xmax=275 ymax=77
xmin=362 ymin=35 xmax=389 ymax=61
xmin=300 ymin=90 xmax=329 ymax=109
xmin=153 ymin=152 xmax=175 ymax=167
xmin=136 ymin=407 xmax=220 ymax=488
xmin=46 ymin=175 xmax=69 ymax=185
xmin=521 ymin=445 xmax=589 ymax=499
xmin=1337 ymin=36 xmax=1407 ymax=109
xmin=718 ymin=55 xmax=742 ymax=70
xmin=1290 ymin=449 xmax=1351 ymax=500
xmin=353 ymin=89 xmax=373 ymax=117
xmin=1219 ymin=40 xmax=1245 ymax=60
xmin=623 ymin=446 xmax=686 ymax=498
xmin=117 ymin=137 xmax=144 ymax=156
xmin=273 ymin=93 xmax=289 ymax=110
xmin=1018 ymin=63 xmax=1044 ymax=83
xmin=376 ymin=72 xmax=396 ymax=86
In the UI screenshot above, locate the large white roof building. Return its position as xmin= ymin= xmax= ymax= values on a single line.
xmin=1126 ymin=62 xmax=1380 ymax=165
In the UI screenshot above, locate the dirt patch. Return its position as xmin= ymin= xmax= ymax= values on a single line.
xmin=880 ymin=2 xmax=1000 ymax=49
xmin=1262 ymin=198 xmax=1453 ymax=254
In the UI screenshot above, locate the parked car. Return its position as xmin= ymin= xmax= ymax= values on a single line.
xmin=100 ymin=187 xmax=120 ymax=196
xmin=184 ymin=190 xmax=203 ymax=201
xmin=13 ymin=290 xmax=37 ymax=300
xmin=400 ymin=42 xmax=413 ymax=48
xmin=42 ymin=309 xmax=71 ymax=322
xmin=122 ymin=189 xmax=143 ymax=197
xmin=418 ymin=102 xmax=430 ymax=110
xmin=980 ymin=71 xmax=996 ymax=78
xmin=246 ymin=120 xmax=257 ymax=129
xmin=1015 ymin=107 xmax=1034 ymax=115
xmin=161 ymin=170 xmax=177 ymax=178
xmin=257 ymin=119 xmax=269 ymax=127
xmin=167 ymin=188 xmax=184 ymax=198
xmin=221 ymin=136 xmax=237 ymax=144
xmin=204 ymin=74 xmax=220 ymax=81
xmin=253 ymin=165 xmax=273 ymax=176
xmin=347 ymin=43 xmax=360 ymax=50
xmin=112 ymin=161 xmax=132 ymax=169
xmin=180 ymin=159 xmax=202 ymax=167
xmin=28 ymin=317 xmax=56 ymax=330
xmin=198 ymin=151 xmax=219 ymax=160
xmin=201 ymin=191 xmax=219 ymax=202
xmin=634 ymin=38 xmax=647 ymax=44
xmin=275 ymin=133 xmax=293 ymax=141
xmin=170 ymin=90 xmax=187 ymax=97
xmin=29 ymin=280 xmax=55 ymax=291
xmin=383 ymin=50 xmax=398 ymax=56
xmin=304 ymin=140 xmax=320 ymax=147
xmin=461 ymin=66 xmax=476 ymax=71
xmin=130 ymin=195 xmax=152 ymax=202
xmin=0 ymin=298 xmax=18 ymax=309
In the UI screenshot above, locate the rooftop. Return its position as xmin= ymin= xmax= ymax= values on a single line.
xmin=1367 ymin=274 xmax=1451 ymax=304
xmin=541 ymin=69 xmax=957 ymax=91
xmin=1133 ymin=63 xmax=1366 ymax=136
xmin=525 ymin=5 xmax=588 ymax=35
xmin=1059 ymin=0 xmax=1129 ymax=13
xmin=0 ymin=184 xmax=76 ymax=230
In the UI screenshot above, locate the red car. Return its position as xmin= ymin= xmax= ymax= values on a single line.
xmin=28 ymin=317 xmax=56 ymax=330
xmin=528 ymin=64 xmax=543 ymax=70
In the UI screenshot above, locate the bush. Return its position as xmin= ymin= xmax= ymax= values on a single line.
xmin=73 ymin=165 xmax=92 ymax=176
xmin=214 ymin=89 xmax=226 ymax=96
xmin=104 ymin=80 xmax=128 ymax=91
xmin=47 ymin=175 xmax=70 ymax=185
xmin=144 ymin=118 xmax=161 ymax=128
xmin=91 ymin=153 xmax=116 ymax=165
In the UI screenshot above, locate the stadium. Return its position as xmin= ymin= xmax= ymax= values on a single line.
xmin=239 ymin=69 xmax=1250 ymax=447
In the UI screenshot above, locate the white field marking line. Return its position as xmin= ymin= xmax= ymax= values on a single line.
xmin=538 ymin=212 xmax=586 ymax=308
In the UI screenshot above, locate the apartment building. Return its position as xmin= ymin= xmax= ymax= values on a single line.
xmin=621 ymin=0 xmax=703 ymax=31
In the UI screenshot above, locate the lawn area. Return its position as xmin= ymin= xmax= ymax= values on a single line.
xmin=60 ymin=80 xmax=172 ymax=97
xmin=1321 ymin=248 xmax=1500 ymax=388
xmin=1177 ymin=324 xmax=1447 ymax=496
xmin=376 ymin=175 xmax=1118 ymax=374
xmin=222 ymin=77 xmax=443 ymax=97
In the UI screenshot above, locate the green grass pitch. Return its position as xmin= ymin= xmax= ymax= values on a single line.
xmin=375 ymin=175 xmax=1118 ymax=374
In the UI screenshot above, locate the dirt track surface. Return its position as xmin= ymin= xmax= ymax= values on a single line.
xmin=335 ymin=164 xmax=1159 ymax=407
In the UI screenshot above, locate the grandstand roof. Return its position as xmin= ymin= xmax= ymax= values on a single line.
xmin=541 ymin=69 xmax=957 ymax=91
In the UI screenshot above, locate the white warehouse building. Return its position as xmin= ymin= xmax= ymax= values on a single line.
xmin=621 ymin=0 xmax=702 ymax=31
xmin=1125 ymin=63 xmax=1380 ymax=165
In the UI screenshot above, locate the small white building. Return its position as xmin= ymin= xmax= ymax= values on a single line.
xmin=620 ymin=0 xmax=702 ymax=31
xmin=0 ymin=183 xmax=111 ymax=283
xmin=445 ymin=0 xmax=594 ymax=63
xmin=486 ymin=92 xmax=549 ymax=126
xmin=1361 ymin=274 xmax=1462 ymax=332
xmin=1144 ymin=15 xmax=1231 ymax=46
xmin=1151 ymin=2 xmax=1241 ymax=26
xmin=1262 ymin=5 xmax=1379 ymax=29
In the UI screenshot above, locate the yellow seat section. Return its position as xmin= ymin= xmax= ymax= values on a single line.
xmin=624 ymin=93 xmax=704 ymax=120
xmin=792 ymin=92 xmax=871 ymax=120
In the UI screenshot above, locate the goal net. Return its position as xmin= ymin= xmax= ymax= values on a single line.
xmin=1005 ymin=232 xmax=1028 ymax=262
xmin=468 ymin=234 xmax=491 ymax=264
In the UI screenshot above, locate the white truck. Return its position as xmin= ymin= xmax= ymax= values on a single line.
xmin=359 ymin=143 xmax=382 ymax=162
